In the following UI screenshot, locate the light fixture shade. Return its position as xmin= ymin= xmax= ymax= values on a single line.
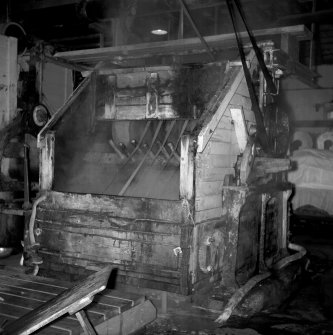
xmin=151 ymin=28 xmax=168 ymax=35
xmin=150 ymin=15 xmax=168 ymax=35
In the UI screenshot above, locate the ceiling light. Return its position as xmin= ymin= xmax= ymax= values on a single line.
xmin=151 ymin=28 xmax=168 ymax=35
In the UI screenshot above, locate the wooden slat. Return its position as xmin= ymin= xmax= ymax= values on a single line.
xmin=43 ymin=191 xmax=183 ymax=223
xmin=0 ymin=303 xmax=78 ymax=335
xmin=38 ymin=252 xmax=182 ymax=293
xmin=4 ymin=266 xmax=112 ymax=335
xmin=0 ymin=280 xmax=109 ymax=324
xmin=38 ymin=75 xmax=91 ymax=143
xmin=197 ymin=50 xmax=255 ymax=152
xmin=195 ymin=208 xmax=223 ymax=223
xmin=36 ymin=208 xmax=182 ymax=235
xmin=0 ymin=269 xmax=147 ymax=334
xmin=0 ymin=315 xmax=67 ymax=335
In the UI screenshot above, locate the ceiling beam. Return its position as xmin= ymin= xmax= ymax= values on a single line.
xmin=15 ymin=0 xmax=79 ymax=11
xmin=277 ymin=9 xmax=333 ymax=25
xmin=54 ymin=25 xmax=311 ymax=65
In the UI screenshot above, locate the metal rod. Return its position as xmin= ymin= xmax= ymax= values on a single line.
xmin=103 ymin=120 xmax=152 ymax=193
xmin=178 ymin=0 xmax=215 ymax=62
xmin=157 ymin=140 xmax=171 ymax=160
xmin=143 ymin=143 xmax=156 ymax=161
xmin=226 ymin=0 xmax=270 ymax=152
xmin=231 ymin=0 xmax=277 ymax=95
xmin=151 ymin=120 xmax=176 ymax=164
xmin=118 ymin=121 xmax=163 ymax=196
xmin=108 ymin=139 xmax=126 ymax=159
xmin=124 ymin=120 xmax=152 ymax=163
xmin=130 ymin=139 xmax=143 ymax=154
xmin=163 ymin=119 xmax=189 ymax=167
xmin=167 ymin=142 xmax=180 ymax=162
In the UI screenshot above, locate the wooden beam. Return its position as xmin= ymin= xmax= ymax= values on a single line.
xmin=294 ymin=120 xmax=333 ymax=127
xmin=54 ymin=25 xmax=311 ymax=64
xmin=278 ymin=9 xmax=333 ymax=25
xmin=180 ymin=135 xmax=194 ymax=200
xmin=0 ymin=35 xmax=17 ymax=129
xmin=44 ymin=55 xmax=92 ymax=72
xmin=39 ymin=132 xmax=55 ymax=191
xmin=38 ymin=74 xmax=91 ymax=143
xmin=16 ymin=0 xmax=79 ymax=11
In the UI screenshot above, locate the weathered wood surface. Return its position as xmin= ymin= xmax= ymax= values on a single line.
xmin=44 ymin=191 xmax=183 ymax=222
xmin=180 ymin=135 xmax=194 ymax=200
xmin=38 ymin=75 xmax=92 ymax=143
xmin=0 ymin=269 xmax=130 ymax=334
xmin=0 ymin=35 xmax=17 ymax=130
xmin=0 ymin=269 xmax=149 ymax=335
xmin=39 ymin=132 xmax=55 ymax=191
xmin=3 ymin=266 xmax=112 ymax=334
xmin=35 ymin=191 xmax=191 ymax=294
xmin=194 ymin=50 xmax=258 ymax=223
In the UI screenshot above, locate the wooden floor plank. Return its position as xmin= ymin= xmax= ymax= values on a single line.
xmin=0 ymin=270 xmax=71 ymax=289
xmin=3 ymin=266 xmax=112 ymax=335
xmin=0 ymin=315 xmax=67 ymax=335
xmin=0 ymin=279 xmax=121 ymax=321
xmin=0 ymin=268 xmax=149 ymax=335
xmin=0 ymin=285 xmax=113 ymax=325
xmin=0 ymin=303 xmax=78 ymax=334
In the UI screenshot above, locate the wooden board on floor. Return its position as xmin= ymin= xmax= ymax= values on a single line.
xmin=0 ymin=269 xmax=149 ymax=335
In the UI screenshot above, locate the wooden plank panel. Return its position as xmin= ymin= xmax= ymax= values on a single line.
xmin=39 ymin=252 xmax=181 ymax=285
xmin=38 ymin=228 xmax=179 ymax=269
xmin=196 ymin=167 xmax=235 ymax=182
xmin=195 ymin=194 xmax=221 ymax=211
xmin=197 ymin=63 xmax=245 ymax=152
xmin=196 ymin=180 xmax=224 ymax=196
xmin=206 ymin=141 xmax=232 ymax=155
xmin=196 ymin=153 xmax=235 ymax=169
xmin=216 ymin=115 xmax=233 ymax=130
xmin=195 ymin=208 xmax=223 ymax=223
xmin=211 ymin=128 xmax=233 ymax=142
xmin=230 ymin=92 xmax=252 ymax=108
xmin=44 ymin=191 xmax=183 ymax=223
xmin=39 ymin=250 xmax=181 ymax=278
xmin=36 ymin=208 xmax=182 ymax=235
xmin=37 ymin=221 xmax=180 ymax=247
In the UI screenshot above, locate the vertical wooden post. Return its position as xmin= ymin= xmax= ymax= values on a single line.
xmin=221 ymin=187 xmax=247 ymax=288
xmin=281 ymin=189 xmax=292 ymax=250
xmin=0 ymin=35 xmax=17 ymax=129
xmin=39 ymin=131 xmax=55 ymax=191
xmin=180 ymin=135 xmax=194 ymax=200
xmin=180 ymin=135 xmax=195 ymax=294
xmin=90 ymin=72 xmax=96 ymax=133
